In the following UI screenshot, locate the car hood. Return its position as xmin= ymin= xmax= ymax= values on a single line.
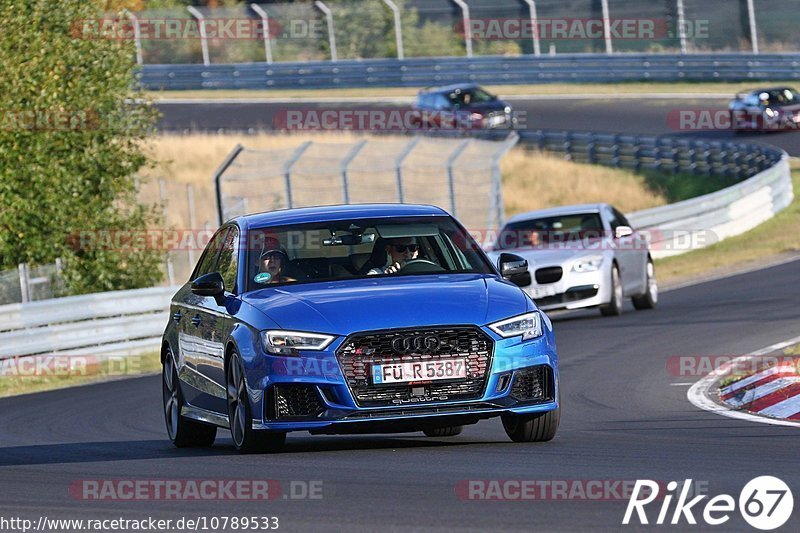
xmin=241 ymin=274 xmax=530 ymax=335
xmin=463 ymin=100 xmax=509 ymax=113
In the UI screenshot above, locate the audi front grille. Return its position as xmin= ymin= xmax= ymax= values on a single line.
xmin=335 ymin=327 xmax=494 ymax=407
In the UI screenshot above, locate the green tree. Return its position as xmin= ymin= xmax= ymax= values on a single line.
xmin=0 ymin=0 xmax=163 ymax=294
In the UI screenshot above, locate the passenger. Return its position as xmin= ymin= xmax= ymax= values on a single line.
xmin=257 ymin=249 xmax=296 ymax=284
xmin=367 ymin=237 xmax=419 ymax=275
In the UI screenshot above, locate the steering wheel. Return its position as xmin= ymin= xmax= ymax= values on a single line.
xmin=399 ymin=259 xmax=446 ymax=274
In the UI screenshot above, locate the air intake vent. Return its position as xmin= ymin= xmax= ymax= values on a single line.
xmin=535 ymin=267 xmax=563 ymax=284
xmin=270 ymin=384 xmax=323 ymax=419
xmin=510 ymin=365 xmax=554 ymax=403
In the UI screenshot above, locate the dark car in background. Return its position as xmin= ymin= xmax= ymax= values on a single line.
xmin=412 ymin=83 xmax=516 ymax=130
xmin=729 ymin=87 xmax=800 ymax=131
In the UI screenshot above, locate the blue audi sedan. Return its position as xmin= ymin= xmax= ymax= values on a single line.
xmin=161 ymin=204 xmax=560 ymax=453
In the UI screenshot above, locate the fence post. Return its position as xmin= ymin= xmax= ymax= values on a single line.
xmin=676 ymin=0 xmax=688 ymax=54
xmin=250 ymin=4 xmax=274 ymax=64
xmin=523 ymin=1 xmax=541 ymax=56
xmin=122 ymin=9 xmax=143 ymax=65
xmin=452 ymin=0 xmax=473 ymax=58
xmin=563 ymin=132 xmax=572 ymax=161
xmin=158 ymin=178 xmax=176 ymax=287
xmin=340 ymin=140 xmax=367 ymax=204
xmin=187 ymin=6 xmax=210 ymax=66
xmin=18 ymin=263 xmax=29 ymax=304
xmin=212 ymin=144 xmax=245 ymax=226
xmin=445 ymin=139 xmax=472 ymax=216
xmin=587 ymin=133 xmax=597 ymax=164
xmin=611 ymin=134 xmax=621 ymax=167
xmin=395 ymin=137 xmax=420 ymax=203
xmin=601 ymin=0 xmax=613 ymax=54
xmin=490 ymin=132 xmax=520 ymax=228
xmin=382 ymin=0 xmax=405 ymax=60
xmin=187 ymin=184 xmax=197 ymax=270
xmin=746 ymin=0 xmax=759 ymax=54
xmin=283 ymin=141 xmax=313 ymax=209
xmin=315 ymin=1 xmax=338 ymax=62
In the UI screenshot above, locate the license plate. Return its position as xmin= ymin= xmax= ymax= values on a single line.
xmin=530 ymin=286 xmax=557 ymax=299
xmin=372 ymin=358 xmax=467 ymax=385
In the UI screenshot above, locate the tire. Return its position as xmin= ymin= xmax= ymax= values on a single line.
xmin=422 ymin=425 xmax=463 ymax=437
xmin=599 ymin=264 xmax=623 ymax=316
xmin=632 ymin=259 xmax=658 ymax=310
xmin=162 ymin=346 xmax=217 ymax=448
xmin=502 ymin=408 xmax=560 ymax=443
xmin=227 ymin=351 xmax=286 ymax=454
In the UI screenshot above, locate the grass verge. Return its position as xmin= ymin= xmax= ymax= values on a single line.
xmin=656 ymin=166 xmax=800 ymax=284
xmin=0 ymin=351 xmax=161 ymax=398
xmin=146 ymin=81 xmax=797 ymax=100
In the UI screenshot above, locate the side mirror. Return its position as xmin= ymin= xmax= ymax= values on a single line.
xmin=191 ymin=272 xmax=225 ymax=298
xmin=498 ymin=253 xmax=532 ymax=287
xmin=615 ymin=225 xmax=634 ymax=239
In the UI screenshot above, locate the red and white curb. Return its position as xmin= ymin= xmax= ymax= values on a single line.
xmin=687 ymin=335 xmax=800 ymax=428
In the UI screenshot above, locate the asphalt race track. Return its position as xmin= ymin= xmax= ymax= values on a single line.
xmin=156 ymin=96 xmax=800 ymax=156
xmin=2 ymin=259 xmax=799 ymax=531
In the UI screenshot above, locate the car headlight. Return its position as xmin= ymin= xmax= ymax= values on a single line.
xmin=572 ymin=255 xmax=604 ymax=273
xmin=262 ymin=330 xmax=335 ymax=355
xmin=504 ymin=106 xmax=512 ymax=114
xmin=488 ymin=312 xmax=543 ymax=341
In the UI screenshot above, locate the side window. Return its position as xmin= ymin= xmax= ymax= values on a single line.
xmin=216 ymin=226 xmax=239 ymax=293
xmin=191 ymin=227 xmax=229 ymax=280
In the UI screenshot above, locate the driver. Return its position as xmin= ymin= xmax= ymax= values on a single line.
xmin=367 ymin=237 xmax=419 ymax=275
xmin=258 ymin=249 xmax=296 ymax=284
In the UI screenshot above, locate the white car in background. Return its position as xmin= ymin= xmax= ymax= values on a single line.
xmin=487 ymin=204 xmax=657 ymax=316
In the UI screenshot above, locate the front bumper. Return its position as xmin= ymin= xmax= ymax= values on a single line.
xmin=249 ymin=326 xmax=558 ymax=432
xmin=524 ymin=266 xmax=611 ymax=311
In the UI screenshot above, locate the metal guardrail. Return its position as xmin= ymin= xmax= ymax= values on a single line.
xmin=0 ymin=286 xmax=178 ymax=359
xmin=139 ymin=53 xmax=800 ymax=91
xmin=515 ymin=129 xmax=792 ymax=258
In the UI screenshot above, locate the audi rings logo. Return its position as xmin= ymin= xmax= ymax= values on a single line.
xmin=391 ymin=335 xmax=445 ymax=354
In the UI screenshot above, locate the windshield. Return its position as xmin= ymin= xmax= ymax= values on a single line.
xmin=494 ymin=213 xmax=605 ymax=250
xmin=758 ymin=88 xmax=800 ymax=107
xmin=447 ymin=87 xmax=496 ymax=106
xmin=245 ymin=216 xmax=494 ymax=291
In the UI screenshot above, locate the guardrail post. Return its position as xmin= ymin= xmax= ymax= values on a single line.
xmin=187 ymin=6 xmax=210 ymax=66
xmin=315 ymin=1 xmax=338 ymax=62
xmin=632 ymin=138 xmax=641 ymax=172
xmin=601 ymin=0 xmax=613 ymax=54
xmin=703 ymin=143 xmax=713 ymax=177
xmin=340 ymin=140 xmax=367 ymax=204
xmin=250 ymin=4 xmax=274 ymax=64
xmin=587 ymin=134 xmax=597 ymax=164
xmin=563 ymin=132 xmax=572 ymax=161
xmin=283 ymin=141 xmax=313 ymax=209
xmin=452 ymin=0 xmax=473 ymax=58
xmin=382 ymin=0 xmax=405 ymax=60
xmin=395 ymin=137 xmax=420 ymax=203
xmin=213 ymin=144 xmax=245 ymax=226
xmin=536 ymin=130 xmax=545 ymax=151
xmin=522 ymin=1 xmax=541 ymax=56
xmin=671 ymin=139 xmax=680 ymax=174
xmin=746 ymin=0 xmax=759 ymax=54
xmin=445 ymin=139 xmax=472 ymax=216
xmin=122 ymin=9 xmax=143 ymax=65
xmin=653 ymin=142 xmax=662 ymax=173
xmin=611 ymin=134 xmax=621 ymax=167
xmin=18 ymin=263 xmax=29 ymax=303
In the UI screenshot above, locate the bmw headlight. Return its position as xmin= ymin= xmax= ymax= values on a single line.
xmin=572 ymin=255 xmax=604 ymax=273
xmin=488 ymin=312 xmax=543 ymax=341
xmin=262 ymin=330 xmax=335 ymax=355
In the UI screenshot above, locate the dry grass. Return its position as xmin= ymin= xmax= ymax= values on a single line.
xmin=501 ymin=149 xmax=665 ymax=216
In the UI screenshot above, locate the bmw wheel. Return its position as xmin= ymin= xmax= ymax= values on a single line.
xmin=162 ymin=346 xmax=217 ymax=448
xmin=632 ymin=259 xmax=658 ymax=310
xmin=226 ymin=350 xmax=286 ymax=454
xmin=599 ymin=264 xmax=623 ymax=316
xmin=502 ymin=408 xmax=559 ymax=442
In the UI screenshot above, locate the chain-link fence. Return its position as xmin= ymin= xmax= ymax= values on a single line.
xmin=215 ymin=133 xmax=518 ymax=232
xmin=0 ymin=261 xmax=65 ymax=305
xmin=121 ymin=0 xmax=797 ymax=65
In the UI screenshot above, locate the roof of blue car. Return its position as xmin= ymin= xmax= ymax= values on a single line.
xmin=420 ymin=83 xmax=481 ymax=94
xmin=239 ymin=204 xmax=450 ymax=228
